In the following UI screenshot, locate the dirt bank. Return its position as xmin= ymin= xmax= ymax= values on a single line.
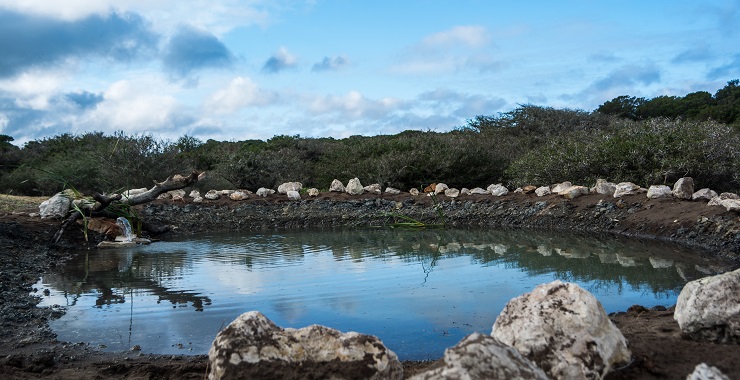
xmin=0 ymin=191 xmax=738 ymax=379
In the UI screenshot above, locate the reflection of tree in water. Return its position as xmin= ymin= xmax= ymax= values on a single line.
xmin=44 ymin=250 xmax=212 ymax=312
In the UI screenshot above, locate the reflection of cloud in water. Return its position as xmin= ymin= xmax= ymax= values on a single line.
xmin=202 ymin=261 xmax=265 ymax=295
xmin=272 ymin=297 xmax=307 ymax=323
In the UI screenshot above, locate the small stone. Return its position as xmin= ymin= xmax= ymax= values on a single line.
xmin=307 ymin=188 xmax=320 ymax=197
xmin=329 ymin=179 xmax=345 ymax=192
xmin=384 ymin=187 xmax=401 ymax=195
xmin=409 ymin=188 xmax=420 ymax=196
xmin=444 ymin=188 xmax=460 ymax=198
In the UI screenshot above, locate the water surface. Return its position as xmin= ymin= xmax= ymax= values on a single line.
xmin=35 ymin=228 xmax=711 ymax=360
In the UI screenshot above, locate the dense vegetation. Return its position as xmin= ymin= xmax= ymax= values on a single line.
xmin=0 ymin=81 xmax=738 ymax=196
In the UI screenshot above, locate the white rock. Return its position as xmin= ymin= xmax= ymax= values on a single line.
xmin=220 ymin=189 xmax=235 ymax=196
xmin=469 ymin=187 xmax=488 ymax=195
xmin=692 ymin=188 xmax=718 ymax=201
xmin=188 ymin=190 xmax=201 ymax=198
xmin=208 ymin=311 xmax=403 ymax=380
xmin=551 ymin=181 xmax=573 ymax=193
xmin=491 ymin=280 xmax=631 ymax=380
xmin=307 ymin=188 xmax=319 ymax=196
xmin=277 ymin=182 xmax=302 ymax=194
xmin=686 ymin=363 xmax=730 ymax=380
xmin=409 ymin=332 xmax=548 ymax=380
xmin=364 ymin=183 xmax=382 ymax=195
xmin=346 ymin=178 xmax=364 ymax=195
xmin=674 ymin=268 xmax=740 ymax=343
xmin=434 ymin=183 xmax=449 ymax=195
xmin=204 ymin=190 xmax=220 ymax=200
xmin=192 ymin=196 xmax=204 ymax=203
xmin=559 ymin=185 xmax=589 ymax=199
xmin=460 ymin=188 xmax=471 ymax=195
xmin=409 ymin=188 xmax=420 ymax=196
xmin=329 ymin=179 xmax=345 ymax=192
xmin=229 ymin=191 xmax=248 ymax=201
xmin=384 ymin=187 xmax=401 ymax=195
xmin=719 ymin=192 xmax=739 ymax=200
xmin=487 ymin=184 xmax=509 ymax=196
xmin=592 ymin=179 xmax=617 ymax=195
xmin=287 ymin=190 xmax=301 ymax=200
xmin=720 ymin=199 xmax=740 ymax=212
xmin=672 ymin=177 xmax=694 ymax=199
xmin=647 ymin=185 xmax=673 ymax=199
xmin=39 ymin=192 xmax=72 ymax=219
xmin=256 ymin=187 xmax=275 ymax=197
xmin=613 ymin=182 xmax=641 ymax=197
xmin=535 ymin=186 xmax=551 ymax=197
xmin=444 ymin=188 xmax=460 ymax=198
xmin=514 ymin=187 xmax=524 ymax=194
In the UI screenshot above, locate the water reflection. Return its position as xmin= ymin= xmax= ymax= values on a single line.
xmin=34 ymin=228 xmax=727 ymax=360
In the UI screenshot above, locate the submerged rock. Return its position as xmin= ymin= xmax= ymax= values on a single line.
xmin=491 ymin=280 xmax=630 ymax=380
xmin=208 ymin=311 xmax=403 ymax=380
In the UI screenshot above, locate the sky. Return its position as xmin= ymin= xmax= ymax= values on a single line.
xmin=0 ymin=0 xmax=738 ymax=146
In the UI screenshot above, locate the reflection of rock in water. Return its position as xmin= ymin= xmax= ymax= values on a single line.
xmin=649 ymin=257 xmax=674 ymax=269
xmin=598 ymin=253 xmax=618 ymax=264
xmin=616 ymin=253 xmax=637 ymax=267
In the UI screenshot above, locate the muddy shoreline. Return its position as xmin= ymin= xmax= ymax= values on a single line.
xmin=1 ymin=192 xmax=739 ymax=379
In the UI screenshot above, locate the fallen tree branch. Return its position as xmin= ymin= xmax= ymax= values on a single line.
xmin=53 ymin=170 xmax=203 ymax=244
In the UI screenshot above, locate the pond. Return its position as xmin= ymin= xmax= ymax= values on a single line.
xmin=34 ymin=228 xmax=712 ymax=361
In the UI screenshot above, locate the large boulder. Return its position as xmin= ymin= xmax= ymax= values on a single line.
xmin=39 ymin=191 xmax=72 ymax=219
xmin=535 ymin=186 xmax=551 ymax=197
xmin=409 ymin=333 xmax=548 ymax=380
xmin=647 ymin=185 xmax=672 ymax=199
xmin=346 ymin=178 xmax=364 ymax=195
xmin=551 ymin=181 xmax=573 ymax=194
xmin=487 ymin=184 xmax=509 ymax=196
xmin=208 ymin=311 xmax=402 ymax=380
xmin=434 ymin=183 xmax=449 ymax=195
xmin=444 ymin=188 xmax=460 ymax=198
xmin=674 ymin=268 xmax=740 ymax=343
xmin=672 ymin=177 xmax=694 ymax=199
xmin=491 ymin=281 xmax=630 ymax=380
xmin=277 ymin=182 xmax=302 ymax=194
xmin=686 ymin=363 xmax=730 ymax=380
xmin=559 ymin=185 xmax=589 ymax=199
xmin=469 ymin=187 xmax=488 ymax=195
xmin=692 ymin=188 xmax=717 ymax=201
xmin=330 ymin=179 xmax=345 ymax=192
xmin=613 ymin=182 xmax=641 ymax=197
xmin=522 ymin=185 xmax=538 ymax=194
xmin=364 ymin=183 xmax=382 ymax=195
xmin=592 ymin=179 xmax=617 ymax=195
xmin=287 ymin=190 xmax=301 ymax=201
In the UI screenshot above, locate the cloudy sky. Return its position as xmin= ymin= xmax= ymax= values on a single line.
xmin=0 ymin=0 xmax=738 ymax=146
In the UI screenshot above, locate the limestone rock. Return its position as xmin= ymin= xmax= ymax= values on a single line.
xmin=513 ymin=187 xmax=524 ymax=194
xmin=39 ymin=192 xmax=72 ymax=219
xmin=470 ymin=187 xmax=488 ymax=195
xmin=721 ymin=199 xmax=740 ymax=212
xmin=535 ymin=186 xmax=551 ymax=197
xmin=256 ymin=187 xmax=275 ymax=197
xmin=551 ymin=181 xmax=573 ymax=194
xmin=229 ymin=191 xmax=249 ymax=201
xmin=364 ymin=183 xmax=382 ymax=195
xmin=719 ymin=192 xmax=739 ymax=200
xmin=647 ymin=185 xmax=673 ymax=199
xmin=559 ymin=185 xmax=589 ymax=199
xmin=460 ymin=188 xmax=471 ymax=195
xmin=384 ymin=187 xmax=401 ymax=195
xmin=674 ymin=268 xmax=740 ymax=343
xmin=189 ymin=190 xmax=201 ymax=198
xmin=205 ymin=190 xmax=221 ymax=200
xmin=423 ymin=183 xmax=437 ymax=193
xmin=672 ymin=177 xmax=694 ymax=199
xmin=330 ymin=179 xmax=345 ymax=192
xmin=692 ymin=188 xmax=717 ymax=201
xmin=278 ymin=182 xmax=302 ymax=194
xmin=686 ymin=363 xmax=730 ymax=380
xmin=491 ymin=280 xmax=631 ymax=380
xmin=307 ymin=188 xmax=319 ymax=196
xmin=346 ymin=178 xmax=364 ymax=195
xmin=522 ymin=185 xmax=537 ymax=194
xmin=287 ymin=190 xmax=301 ymax=201
xmin=409 ymin=188 xmax=420 ymax=196
xmin=444 ymin=188 xmax=460 ymax=198
xmin=409 ymin=333 xmax=548 ymax=380
xmin=487 ymin=184 xmax=509 ymax=196
xmin=434 ymin=183 xmax=449 ymax=195
xmin=208 ymin=311 xmax=403 ymax=380
xmin=592 ymin=179 xmax=617 ymax=195
xmin=193 ymin=196 xmax=204 ymax=203
xmin=613 ymin=182 xmax=641 ymax=197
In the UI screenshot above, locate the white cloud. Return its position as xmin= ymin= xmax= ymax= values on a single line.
xmin=306 ymin=91 xmax=401 ymax=119
xmin=204 ymin=76 xmax=277 ymax=114
xmin=0 ymin=70 xmax=67 ymax=110
xmin=421 ymin=25 xmax=490 ymax=48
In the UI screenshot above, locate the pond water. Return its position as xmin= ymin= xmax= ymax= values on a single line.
xmin=34 ymin=228 xmax=712 ymax=361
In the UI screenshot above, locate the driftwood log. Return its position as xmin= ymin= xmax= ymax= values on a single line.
xmin=53 ymin=171 xmax=204 ymax=243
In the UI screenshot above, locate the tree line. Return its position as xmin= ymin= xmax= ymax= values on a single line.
xmin=0 ymin=80 xmax=738 ymax=196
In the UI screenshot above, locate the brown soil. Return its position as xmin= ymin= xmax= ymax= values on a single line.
xmin=0 ymin=191 xmax=738 ymax=379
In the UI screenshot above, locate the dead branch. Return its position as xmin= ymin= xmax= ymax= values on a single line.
xmin=53 ymin=170 xmax=203 ymax=244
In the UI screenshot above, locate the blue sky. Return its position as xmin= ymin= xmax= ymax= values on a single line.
xmin=0 ymin=0 xmax=738 ymax=146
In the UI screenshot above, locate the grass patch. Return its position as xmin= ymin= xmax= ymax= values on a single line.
xmin=0 ymin=194 xmax=45 ymax=213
